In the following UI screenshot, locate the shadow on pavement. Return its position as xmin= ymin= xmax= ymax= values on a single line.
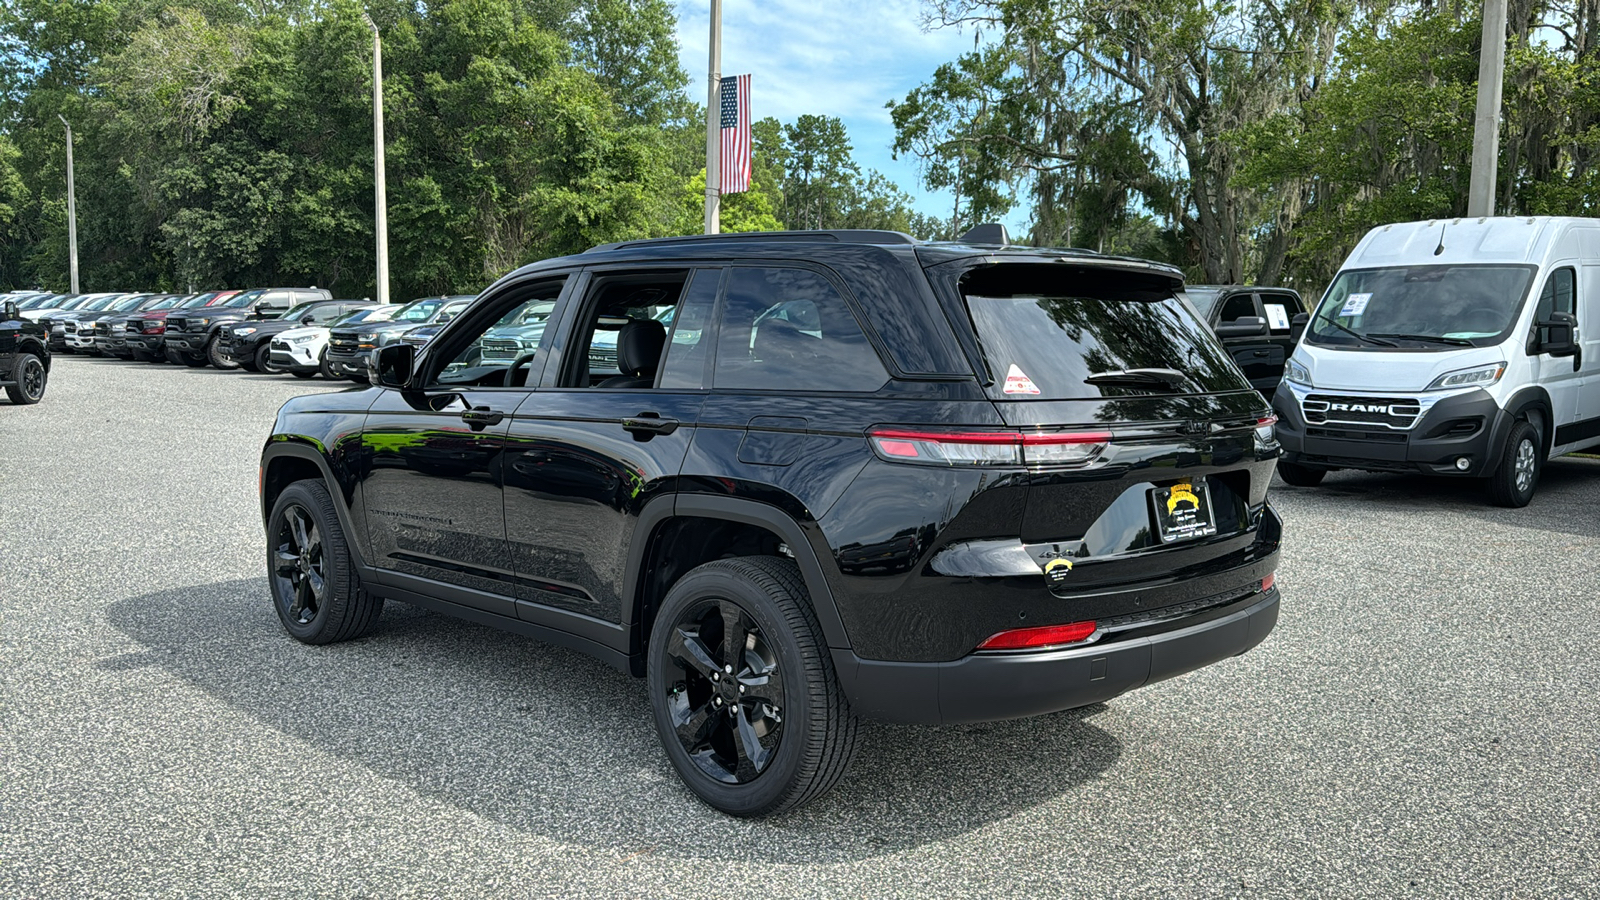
xmin=102 ymin=578 xmax=1122 ymax=862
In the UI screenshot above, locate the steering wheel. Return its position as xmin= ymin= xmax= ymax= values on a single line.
xmin=1457 ymin=307 xmax=1504 ymax=333
xmin=504 ymin=351 xmax=538 ymax=387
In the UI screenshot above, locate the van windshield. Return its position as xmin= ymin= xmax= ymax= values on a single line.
xmin=960 ymin=265 xmax=1250 ymax=400
xmin=1307 ymin=265 xmax=1536 ymax=349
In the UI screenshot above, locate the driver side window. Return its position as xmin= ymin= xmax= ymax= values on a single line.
xmin=424 ymin=279 xmax=567 ymax=389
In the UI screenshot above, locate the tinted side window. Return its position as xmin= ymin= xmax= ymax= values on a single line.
xmin=714 ymin=267 xmax=888 ymax=392
xmin=1218 ymin=293 xmax=1258 ymax=322
xmin=1534 ymin=267 xmax=1576 ymax=320
xmin=659 ymin=268 xmax=721 ymax=389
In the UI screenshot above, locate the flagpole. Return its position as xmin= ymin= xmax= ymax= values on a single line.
xmin=704 ymin=0 xmax=722 ymax=235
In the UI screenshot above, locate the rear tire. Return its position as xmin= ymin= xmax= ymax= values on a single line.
xmin=647 ymin=556 xmax=858 ymax=817
xmin=4 ymin=352 xmax=46 ymax=404
xmin=266 ymin=480 xmax=383 ymax=644
xmin=1487 ymin=419 xmax=1541 ymax=508
xmin=1276 ymin=461 xmax=1326 ymax=487
xmin=206 ymin=335 xmax=238 ymax=369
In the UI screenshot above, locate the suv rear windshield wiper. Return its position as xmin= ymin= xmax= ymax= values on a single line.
xmin=1366 ymin=332 xmax=1475 ymax=347
xmin=1085 ymin=368 xmax=1191 ymax=392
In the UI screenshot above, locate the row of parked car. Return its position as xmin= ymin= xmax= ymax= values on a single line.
xmin=5 ymin=287 xmax=477 ymax=382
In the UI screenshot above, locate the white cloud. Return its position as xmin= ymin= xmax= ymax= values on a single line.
xmin=674 ymin=0 xmax=979 ymax=218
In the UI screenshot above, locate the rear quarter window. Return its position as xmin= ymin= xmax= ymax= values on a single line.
xmin=958 ymin=264 xmax=1251 ymax=400
xmin=714 ymin=266 xmax=889 ymax=393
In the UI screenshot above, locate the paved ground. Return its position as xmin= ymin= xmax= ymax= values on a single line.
xmin=3 ymin=355 xmax=1597 ymax=898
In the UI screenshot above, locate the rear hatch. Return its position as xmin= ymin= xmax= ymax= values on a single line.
xmin=923 ymin=257 xmax=1278 ymax=611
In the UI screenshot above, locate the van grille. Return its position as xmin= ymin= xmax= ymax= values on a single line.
xmin=1302 ymin=394 xmax=1420 ymax=430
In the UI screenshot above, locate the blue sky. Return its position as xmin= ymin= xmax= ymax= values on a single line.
xmin=672 ymin=0 xmax=978 ymax=221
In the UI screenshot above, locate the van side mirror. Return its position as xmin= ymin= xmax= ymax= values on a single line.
xmin=1540 ymin=311 xmax=1577 ymax=357
xmin=1215 ymin=315 xmax=1268 ymax=338
xmin=1289 ymin=312 xmax=1310 ymax=343
xmin=376 ymin=343 xmax=414 ymax=388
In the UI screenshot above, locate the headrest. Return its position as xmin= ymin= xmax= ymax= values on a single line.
xmin=752 ymin=317 xmax=816 ymax=362
xmin=615 ymin=318 xmax=667 ymax=376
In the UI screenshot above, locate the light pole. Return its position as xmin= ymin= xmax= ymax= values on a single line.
xmin=364 ymin=13 xmax=390 ymax=305
xmin=703 ymin=0 xmax=722 ymax=234
xmin=58 ymin=115 xmax=79 ymax=293
xmin=1468 ymin=0 xmax=1508 ymax=217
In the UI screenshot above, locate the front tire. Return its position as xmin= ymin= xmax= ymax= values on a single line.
xmin=1488 ymin=419 xmax=1541 ymax=508
xmin=647 ymin=556 xmax=858 ymax=817
xmin=1276 ymin=461 xmax=1326 ymax=487
xmin=317 ymin=348 xmax=335 ymax=379
xmin=206 ymin=335 xmax=238 ymax=369
xmin=4 ymin=352 xmax=46 ymax=404
xmin=254 ymin=344 xmax=285 ymax=375
xmin=266 ymin=480 xmax=383 ymax=643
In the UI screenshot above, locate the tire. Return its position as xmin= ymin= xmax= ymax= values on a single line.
xmin=130 ymin=349 xmax=152 ymax=362
xmin=254 ymin=343 xmax=285 ymax=375
xmin=1487 ymin=418 xmax=1541 ymax=508
xmin=317 ymin=348 xmax=335 ymax=379
xmin=4 ymin=352 xmax=47 ymax=404
xmin=647 ymin=556 xmax=858 ymax=817
xmin=182 ymin=352 xmax=208 ymax=368
xmin=164 ymin=348 xmax=186 ymax=365
xmin=291 ymin=369 xmax=316 ymax=379
xmin=206 ymin=335 xmax=238 ymax=369
xmin=266 ymin=480 xmax=383 ymax=644
xmin=1276 ymin=461 xmax=1326 ymax=487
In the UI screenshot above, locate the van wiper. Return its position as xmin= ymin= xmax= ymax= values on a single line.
xmin=1316 ymin=314 xmax=1397 ymax=347
xmin=1085 ymin=368 xmax=1191 ymax=392
xmin=1367 ymin=332 xmax=1474 ymax=347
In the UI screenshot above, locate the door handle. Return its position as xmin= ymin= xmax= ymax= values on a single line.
xmin=461 ymin=406 xmax=505 ymax=429
xmin=622 ymin=412 xmax=680 ymax=438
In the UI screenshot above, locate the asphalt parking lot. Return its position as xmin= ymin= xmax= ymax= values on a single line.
xmin=3 ymin=356 xmax=1598 ymax=898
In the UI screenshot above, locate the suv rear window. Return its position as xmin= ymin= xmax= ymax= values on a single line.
xmin=959 ymin=265 xmax=1248 ymax=399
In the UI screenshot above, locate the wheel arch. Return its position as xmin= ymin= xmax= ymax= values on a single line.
xmin=623 ymin=494 xmax=851 ymax=676
xmin=18 ymin=338 xmax=50 ymax=369
xmin=260 ymin=441 xmax=368 ymax=568
xmin=1503 ymin=386 xmax=1555 ymax=458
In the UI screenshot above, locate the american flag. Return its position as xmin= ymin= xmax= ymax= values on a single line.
xmin=719 ymin=74 xmax=751 ymax=194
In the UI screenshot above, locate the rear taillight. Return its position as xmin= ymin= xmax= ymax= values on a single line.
xmin=1255 ymin=414 xmax=1278 ymax=443
xmin=977 ymin=620 xmax=1098 ymax=652
xmin=868 ymin=427 xmax=1110 ymax=467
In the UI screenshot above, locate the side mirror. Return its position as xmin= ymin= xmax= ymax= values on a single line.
xmin=1 ymin=300 xmax=18 ymax=321
xmin=1539 ymin=311 xmax=1577 ymax=357
xmin=1215 ymin=315 xmax=1268 ymax=338
xmin=1289 ymin=312 xmax=1310 ymax=343
xmin=301 ymin=314 xmax=316 ymax=325
xmin=376 ymin=343 xmax=415 ymax=388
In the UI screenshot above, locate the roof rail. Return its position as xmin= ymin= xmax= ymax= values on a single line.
xmin=585 ymin=230 xmax=919 ymax=253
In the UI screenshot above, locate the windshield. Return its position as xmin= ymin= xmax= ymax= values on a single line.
xmin=279 ymin=302 xmax=319 ymax=320
xmin=1307 ymin=265 xmax=1536 ymax=349
xmin=1182 ymin=287 xmax=1223 ymax=318
xmin=396 ymin=298 xmax=442 ymax=322
xmin=149 ymin=297 xmax=180 ymax=310
xmin=180 ymin=293 xmax=214 ymax=307
xmin=84 ymin=296 xmax=120 ymax=311
xmin=333 ymin=307 xmax=392 ymax=326
xmin=959 ymin=265 xmax=1250 ymax=399
xmin=20 ymin=295 xmax=56 ymax=309
xmin=224 ymin=289 xmax=265 ymax=308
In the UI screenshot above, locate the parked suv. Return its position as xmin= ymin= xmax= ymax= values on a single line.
xmin=259 ymin=229 xmax=1283 ymax=816
xmin=323 ymin=295 xmax=474 ymax=382
xmin=1 ymin=297 xmax=49 ymax=404
xmin=216 ymin=299 xmax=376 ymax=373
xmin=164 ymin=287 xmax=332 ymax=368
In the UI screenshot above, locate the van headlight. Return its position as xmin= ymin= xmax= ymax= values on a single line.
xmin=1285 ymin=357 xmax=1312 ymax=387
xmin=1426 ymin=362 xmax=1506 ymax=391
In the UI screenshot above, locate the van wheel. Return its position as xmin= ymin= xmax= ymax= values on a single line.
xmin=647 ymin=556 xmax=858 ymax=817
xmin=1488 ymin=419 xmax=1540 ymax=508
xmin=1276 ymin=462 xmax=1326 ymax=487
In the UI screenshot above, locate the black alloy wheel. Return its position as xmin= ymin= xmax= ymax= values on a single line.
xmin=647 ymin=556 xmax=858 ymax=817
xmin=266 ymin=480 xmax=383 ymax=643
xmin=661 ymin=598 xmax=787 ymax=786
xmin=5 ymin=353 xmax=46 ymax=404
xmin=254 ymin=343 xmax=285 ymax=375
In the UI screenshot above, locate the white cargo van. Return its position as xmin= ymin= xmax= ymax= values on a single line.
xmin=1272 ymin=216 xmax=1600 ymax=506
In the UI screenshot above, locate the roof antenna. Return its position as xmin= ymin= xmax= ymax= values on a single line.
xmin=1434 ymin=221 xmax=1447 ymax=256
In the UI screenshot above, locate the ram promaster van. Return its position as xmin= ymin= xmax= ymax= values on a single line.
xmin=1273 ymin=216 xmax=1600 ymax=507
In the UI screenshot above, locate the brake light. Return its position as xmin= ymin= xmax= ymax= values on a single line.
xmin=1262 ymin=572 xmax=1275 ymax=592
xmin=978 ymin=620 xmax=1098 ymax=651
xmin=868 ymin=427 xmax=1110 ymax=467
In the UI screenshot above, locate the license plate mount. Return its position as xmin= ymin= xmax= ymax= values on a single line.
xmin=1150 ymin=478 xmax=1219 ymax=543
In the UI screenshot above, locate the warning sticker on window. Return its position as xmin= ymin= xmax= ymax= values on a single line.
xmin=1339 ymin=293 xmax=1372 ymax=317
xmin=1003 ymin=364 xmax=1041 ymax=395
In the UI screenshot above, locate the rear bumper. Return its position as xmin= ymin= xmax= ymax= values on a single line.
xmin=1272 ymin=383 xmax=1508 ymax=476
xmin=835 ymin=588 xmax=1279 ymax=725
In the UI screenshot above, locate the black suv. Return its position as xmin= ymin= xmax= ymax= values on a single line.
xmin=1 ymin=297 xmax=49 ymax=404
xmin=165 ymin=287 xmax=332 ymax=368
xmin=259 ymin=230 xmax=1283 ymax=816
